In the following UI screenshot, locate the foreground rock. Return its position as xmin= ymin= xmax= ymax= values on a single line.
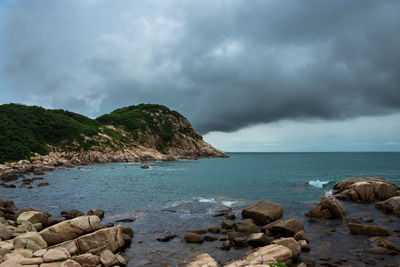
xmin=0 ymin=199 xmax=132 ymax=267
xmin=375 ymin=196 xmax=400 ymax=215
xmin=242 ymin=200 xmax=283 ymax=225
xmin=305 ymin=194 xmax=347 ymax=219
xmin=187 ymin=253 xmax=218 ymax=267
xmin=333 ymin=176 xmax=397 ymax=202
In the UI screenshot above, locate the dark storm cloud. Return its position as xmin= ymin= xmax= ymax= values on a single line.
xmin=1 ymin=0 xmax=400 ymax=133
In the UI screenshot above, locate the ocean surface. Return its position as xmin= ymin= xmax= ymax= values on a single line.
xmin=2 ymin=152 xmax=400 ymax=266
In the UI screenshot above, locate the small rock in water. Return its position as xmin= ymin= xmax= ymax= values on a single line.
xmin=141 ymin=165 xmax=150 ymax=169
xmin=61 ymin=209 xmax=84 ymax=219
xmin=204 ymin=235 xmax=218 ymax=242
xmin=73 ymin=177 xmax=79 ymax=180
xmin=116 ymin=218 xmax=135 ymax=223
xmin=157 ymin=234 xmax=177 ymax=242
xmin=37 ymin=182 xmax=49 ymax=187
xmin=208 ymin=225 xmax=220 ymax=234
xmin=364 ymin=258 xmax=376 ymax=265
xmin=186 ymin=229 xmax=207 ymax=234
xmin=184 ymin=232 xmax=203 ymax=243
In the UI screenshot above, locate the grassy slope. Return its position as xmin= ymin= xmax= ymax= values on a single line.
xmin=0 ymin=103 xmax=197 ymax=163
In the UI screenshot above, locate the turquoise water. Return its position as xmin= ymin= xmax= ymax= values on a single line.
xmin=1 ymin=152 xmax=400 ymax=266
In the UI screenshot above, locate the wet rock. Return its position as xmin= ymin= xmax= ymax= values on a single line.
xmin=157 ymin=234 xmax=177 ymax=242
xmin=38 ymin=182 xmax=49 ymax=187
xmin=242 ymin=200 xmax=283 ymax=225
xmin=234 ymin=220 xmax=258 ymax=234
xmin=221 ymin=219 xmax=235 ymax=229
xmin=187 ymin=253 xmax=218 ymax=267
xmin=369 ymin=237 xmax=400 ymax=252
xmin=186 ymin=229 xmax=207 ymax=234
xmin=375 ymin=196 xmax=400 ymax=215
xmin=364 ymin=217 xmax=374 ymax=223
xmin=225 ymin=213 xmax=236 ymax=220
xmin=298 ymin=239 xmax=310 ymax=251
xmin=204 ymin=235 xmax=218 ymax=242
xmin=87 ymin=209 xmax=105 ymax=219
xmin=116 ymin=217 xmax=135 ymax=223
xmin=294 ymin=230 xmax=309 ymax=241
xmin=364 ymin=258 xmax=376 ymax=265
xmin=141 ymin=165 xmax=150 ymax=169
xmin=217 ymin=240 xmax=231 ymax=250
xmin=13 ymin=232 xmax=47 ymax=252
xmin=184 ymin=232 xmax=203 ymax=243
xmin=39 ymin=216 xmax=103 ymax=246
xmin=267 ymin=218 xmax=305 ymax=237
xmin=348 ymin=223 xmax=391 ymax=236
xmin=207 ymin=225 xmax=220 ymax=234
xmin=305 ymin=194 xmax=347 ymax=219
xmin=273 ymin=237 xmax=301 ymax=258
xmin=367 ymin=246 xmax=398 ymax=255
xmin=247 ymin=233 xmax=269 ymax=247
xmin=60 ymin=210 xmax=84 ymax=220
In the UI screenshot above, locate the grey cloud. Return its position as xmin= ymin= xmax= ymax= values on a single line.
xmin=1 ymin=0 xmax=400 ymax=133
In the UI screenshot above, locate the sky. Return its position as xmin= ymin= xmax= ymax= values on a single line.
xmin=1 ymin=0 xmax=400 ymax=152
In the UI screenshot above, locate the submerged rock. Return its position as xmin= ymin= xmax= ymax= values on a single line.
xmin=242 ymin=200 xmax=283 ymax=225
xmin=184 ymin=232 xmax=203 ymax=243
xmin=348 ymin=223 xmax=392 ymax=236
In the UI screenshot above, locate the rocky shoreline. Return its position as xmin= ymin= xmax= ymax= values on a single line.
xmin=0 ymin=147 xmax=228 ymax=188
xmin=1 ymin=176 xmax=400 ymax=266
xmin=0 ymin=200 xmax=133 ymax=267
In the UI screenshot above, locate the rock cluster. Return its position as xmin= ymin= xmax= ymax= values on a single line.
xmin=185 ymin=200 xmax=310 ymax=266
xmin=305 ymin=194 xmax=347 ymax=219
xmin=333 ymin=176 xmax=398 ymax=202
xmin=0 ymin=200 xmax=132 ymax=267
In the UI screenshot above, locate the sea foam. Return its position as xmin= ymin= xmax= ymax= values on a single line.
xmin=308 ymin=179 xmax=329 ymax=188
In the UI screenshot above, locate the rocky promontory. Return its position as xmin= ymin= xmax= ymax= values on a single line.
xmin=0 ymin=103 xmax=227 ymax=180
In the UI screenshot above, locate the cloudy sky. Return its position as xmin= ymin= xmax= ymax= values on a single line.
xmin=1 ymin=0 xmax=400 ymax=152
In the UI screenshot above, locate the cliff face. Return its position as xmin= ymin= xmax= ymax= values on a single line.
xmin=0 ymin=103 xmax=228 ymax=167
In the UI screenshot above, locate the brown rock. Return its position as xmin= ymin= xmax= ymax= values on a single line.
xmin=39 ymin=216 xmax=102 ymax=246
xmin=43 ymin=247 xmax=71 ymax=263
xmin=207 ymin=225 xmax=220 ymax=234
xmin=247 ymin=233 xmax=269 ymax=247
xmin=184 ymin=232 xmax=203 ymax=243
xmin=187 ymin=253 xmax=218 ymax=267
xmin=375 ymin=196 xmax=400 ymax=215
xmin=242 ymin=200 xmax=283 ymax=225
xmin=16 ymin=211 xmax=49 ymax=225
xmin=273 ymin=237 xmax=301 ymax=258
xmin=221 ymin=219 xmax=235 ymax=229
xmin=234 ymin=220 xmax=258 ymax=234
xmin=267 ymin=218 xmax=305 ymax=237
xmin=294 ymin=230 xmax=308 ymax=241
xmin=72 ymin=253 xmax=100 ymax=266
xmin=13 ymin=232 xmax=47 ymax=252
xmin=100 ymin=249 xmax=118 ymax=267
xmin=348 ymin=223 xmax=391 ymax=236
xmin=75 ymin=226 xmax=126 ymax=254
xmin=204 ymin=235 xmax=218 ymax=242
xmin=305 ymin=194 xmax=347 ymax=219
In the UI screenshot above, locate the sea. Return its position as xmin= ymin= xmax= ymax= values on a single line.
xmin=2 ymin=152 xmax=400 ymax=266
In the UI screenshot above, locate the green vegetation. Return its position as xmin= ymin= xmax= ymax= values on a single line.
xmin=269 ymin=263 xmax=286 ymax=267
xmin=0 ymin=103 xmax=195 ymax=163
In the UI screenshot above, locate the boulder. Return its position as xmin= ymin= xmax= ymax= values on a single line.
xmin=17 ymin=211 xmax=48 ymax=225
xmin=187 ymin=253 xmax=218 ymax=267
xmin=247 ymin=233 xmax=269 ymax=247
xmin=60 ymin=210 xmax=84 ymax=220
xmin=305 ymin=194 xmax=347 ymax=219
xmin=267 ymin=219 xmax=304 ymax=237
xmin=0 ymin=223 xmax=13 ymax=240
xmin=221 ymin=219 xmax=235 ymax=229
xmin=75 ymin=226 xmax=126 ymax=254
xmin=99 ymin=249 xmax=118 ymax=267
xmin=184 ymin=232 xmax=203 ymax=243
xmin=348 ymin=223 xmax=391 ymax=236
xmin=87 ymin=209 xmax=104 ymax=219
xmin=333 ymin=177 xmax=397 ymax=202
xmin=39 ymin=216 xmax=102 ymax=246
xmin=375 ymin=196 xmax=400 ymax=215
xmin=242 ymin=200 xmax=283 ymax=225
xmin=13 ymin=232 xmax=47 ymax=251
xmin=273 ymin=237 xmax=301 ymax=258
xmin=207 ymin=225 xmax=220 ymax=234
xmin=294 ymin=230 xmax=308 ymax=242
xmin=234 ymin=220 xmax=258 ymax=234
xmin=204 ymin=235 xmax=218 ymax=242
xmin=43 ymin=247 xmax=71 ymax=263
xmin=14 ymin=221 xmax=37 ymax=234
xmin=246 ymin=244 xmax=292 ymax=264
xmin=72 ymin=253 xmax=100 ymax=266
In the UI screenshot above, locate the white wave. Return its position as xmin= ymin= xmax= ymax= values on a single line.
xmin=308 ymin=179 xmax=329 ymax=188
xmin=221 ymin=200 xmax=237 ymax=207
xmin=198 ymin=198 xmax=216 ymax=203
xmin=325 ymin=190 xmax=333 ymax=195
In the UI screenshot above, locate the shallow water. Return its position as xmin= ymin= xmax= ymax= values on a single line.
xmin=1 ymin=152 xmax=400 ymax=266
